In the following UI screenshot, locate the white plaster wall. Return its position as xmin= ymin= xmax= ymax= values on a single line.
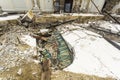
xmin=75 ymin=0 xmax=105 ymax=13
xmin=40 ymin=0 xmax=54 ymax=12
xmin=0 ymin=0 xmax=32 ymax=11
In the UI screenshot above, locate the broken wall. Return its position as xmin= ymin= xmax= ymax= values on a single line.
xmin=72 ymin=0 xmax=105 ymax=13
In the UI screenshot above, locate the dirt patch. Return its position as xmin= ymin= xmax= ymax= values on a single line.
xmin=0 ymin=62 xmax=42 ymax=80
xmin=51 ymin=70 xmax=114 ymax=80
xmin=0 ymin=18 xmax=118 ymax=80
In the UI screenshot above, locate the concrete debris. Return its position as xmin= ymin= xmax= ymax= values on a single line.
xmin=17 ymin=68 xmax=22 ymax=75
xmin=21 ymin=35 xmax=37 ymax=47
xmin=90 ymin=21 xmax=120 ymax=35
xmin=33 ymin=30 xmax=74 ymax=70
xmin=20 ymin=10 xmax=34 ymax=21
xmin=39 ymin=29 xmax=49 ymax=34
xmin=18 ymin=10 xmax=35 ymax=28
xmin=73 ymin=21 xmax=120 ymax=43
xmin=0 ymin=21 xmax=74 ymax=79
xmin=0 ymin=11 xmax=120 ymax=80
xmin=33 ymin=60 xmax=41 ymax=64
xmin=0 ymin=25 xmax=38 ymax=72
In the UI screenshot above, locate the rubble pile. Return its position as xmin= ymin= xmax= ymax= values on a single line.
xmin=90 ymin=21 xmax=120 ymax=35
xmin=0 ymin=22 xmax=9 ymax=36
xmin=55 ymin=23 xmax=120 ymax=79
xmin=88 ymin=21 xmax=120 ymax=43
xmin=0 ymin=25 xmax=42 ymax=79
xmin=0 ymin=0 xmax=120 ymax=79
xmin=0 ymin=23 xmax=74 ymax=80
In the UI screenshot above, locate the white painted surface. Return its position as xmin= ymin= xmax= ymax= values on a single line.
xmin=58 ymin=24 xmax=120 ymax=79
xmin=99 ymin=21 xmax=120 ymax=33
xmin=21 ymin=35 xmax=36 ymax=47
xmin=92 ymin=21 xmax=120 ymax=33
xmin=40 ymin=0 xmax=54 ymax=12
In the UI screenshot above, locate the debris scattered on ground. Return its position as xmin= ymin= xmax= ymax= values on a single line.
xmin=0 ymin=0 xmax=120 ymax=80
xmin=0 ymin=11 xmax=120 ymax=80
xmin=90 ymin=21 xmax=120 ymax=36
